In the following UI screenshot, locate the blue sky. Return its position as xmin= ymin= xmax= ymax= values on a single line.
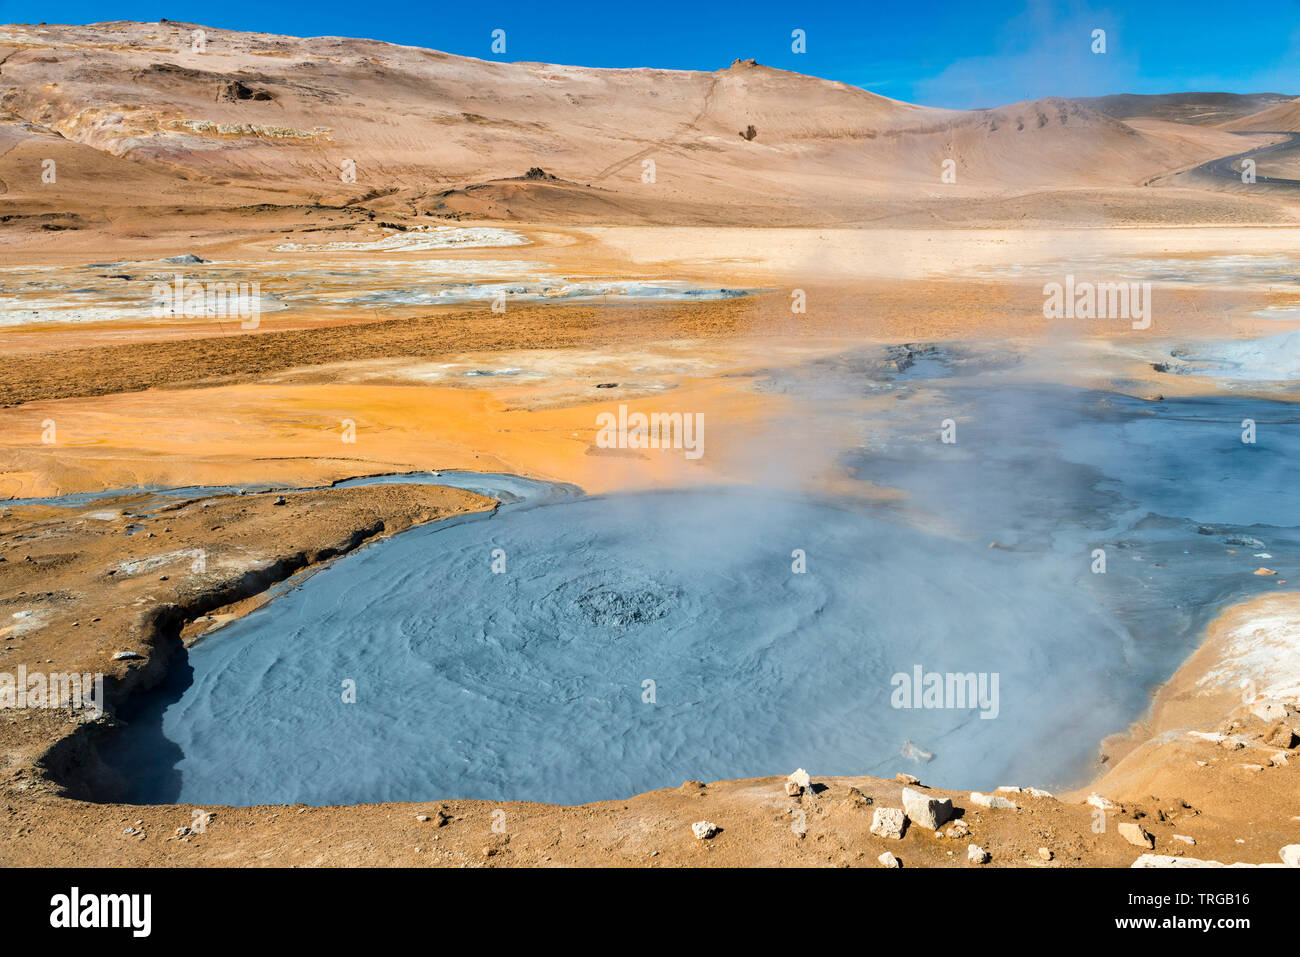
xmin=1 ymin=0 xmax=1296 ymax=108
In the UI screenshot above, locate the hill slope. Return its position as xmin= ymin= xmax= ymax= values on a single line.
xmin=0 ymin=21 xmax=1294 ymax=227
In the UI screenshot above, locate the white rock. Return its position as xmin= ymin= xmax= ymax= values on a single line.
xmin=1172 ymin=834 xmax=1196 ymax=845
xmin=877 ymin=851 xmax=901 ymax=868
xmin=1025 ymin=787 xmax=1055 ymax=799
xmin=786 ymin=768 xmax=811 ymax=796
xmin=1133 ymin=853 xmax=1279 ymax=868
xmin=995 ymin=785 xmax=1022 ymax=794
xmin=968 ymin=844 xmax=989 ymax=864
xmin=1132 ymin=854 xmax=1224 ymax=868
xmin=870 ymin=807 xmax=906 ymax=840
xmin=970 ymin=791 xmax=1017 ymax=810
xmin=788 ymin=808 xmax=806 ymax=838
xmin=900 ymin=739 xmax=933 ymax=762
xmin=1251 ymin=699 xmax=1288 ymax=723
xmin=901 ymin=786 xmax=954 ymax=830
xmin=1118 ymin=822 xmax=1154 ymax=848
xmin=691 ymin=820 xmax=718 ymax=840
xmin=1086 ymin=793 xmax=1114 ymax=810
xmin=1281 ymin=845 xmax=1300 ymax=866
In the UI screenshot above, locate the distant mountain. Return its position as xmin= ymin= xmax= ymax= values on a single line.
xmin=1223 ymin=97 xmax=1300 ymax=132
xmin=0 ymin=21 xmax=1294 ymax=227
xmin=1071 ymin=92 xmax=1297 ymax=126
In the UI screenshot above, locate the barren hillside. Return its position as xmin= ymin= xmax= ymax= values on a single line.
xmin=0 ymin=20 xmax=1295 ymax=230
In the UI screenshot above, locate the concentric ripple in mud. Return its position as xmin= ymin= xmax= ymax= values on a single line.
xmin=103 ymin=483 xmax=1146 ymax=807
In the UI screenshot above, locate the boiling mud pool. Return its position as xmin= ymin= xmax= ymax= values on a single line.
xmin=98 ymin=352 xmax=1300 ymax=806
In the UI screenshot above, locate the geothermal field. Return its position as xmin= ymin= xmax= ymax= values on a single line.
xmin=0 ymin=17 xmax=1299 ymax=884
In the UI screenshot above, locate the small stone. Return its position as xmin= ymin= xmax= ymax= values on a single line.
xmin=870 ymin=807 xmax=906 ymax=840
xmin=970 ymin=791 xmax=1017 ymax=810
xmin=113 ymin=651 xmax=142 ymax=660
xmin=945 ymin=820 xmax=969 ymax=838
xmin=786 ymin=767 xmax=811 ymax=796
xmin=895 ymin=772 xmax=920 ymax=785
xmin=845 ymin=786 xmax=872 ymax=807
xmin=788 ymin=809 xmax=807 ymax=838
xmin=691 ymin=820 xmax=718 ymax=840
xmin=1038 ymin=847 xmax=1053 ymax=860
xmin=901 ymin=786 xmax=953 ymax=830
xmin=1172 ymin=835 xmax=1196 ymax=845
xmin=1131 ymin=854 xmax=1224 ymax=868
xmin=968 ymin=844 xmax=989 ymax=864
xmin=877 ymin=851 xmax=901 ymax=868
xmin=1119 ymin=822 xmax=1154 ymax=848
xmin=1266 ymin=723 xmax=1297 ymax=749
xmin=1251 ymin=700 xmax=1289 ymax=723
xmin=1280 ymin=845 xmax=1300 ymax=867
xmin=995 ymin=785 xmax=1022 ymax=794
xmin=416 ymin=815 xmax=430 ymax=822
xmin=1219 ymin=738 xmax=1244 ymax=751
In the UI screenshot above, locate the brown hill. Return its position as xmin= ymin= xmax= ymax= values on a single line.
xmin=1073 ymin=92 xmax=1296 ymax=126
xmin=1223 ymin=96 xmax=1300 ymax=131
xmin=0 ymin=21 xmax=1294 ymax=227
